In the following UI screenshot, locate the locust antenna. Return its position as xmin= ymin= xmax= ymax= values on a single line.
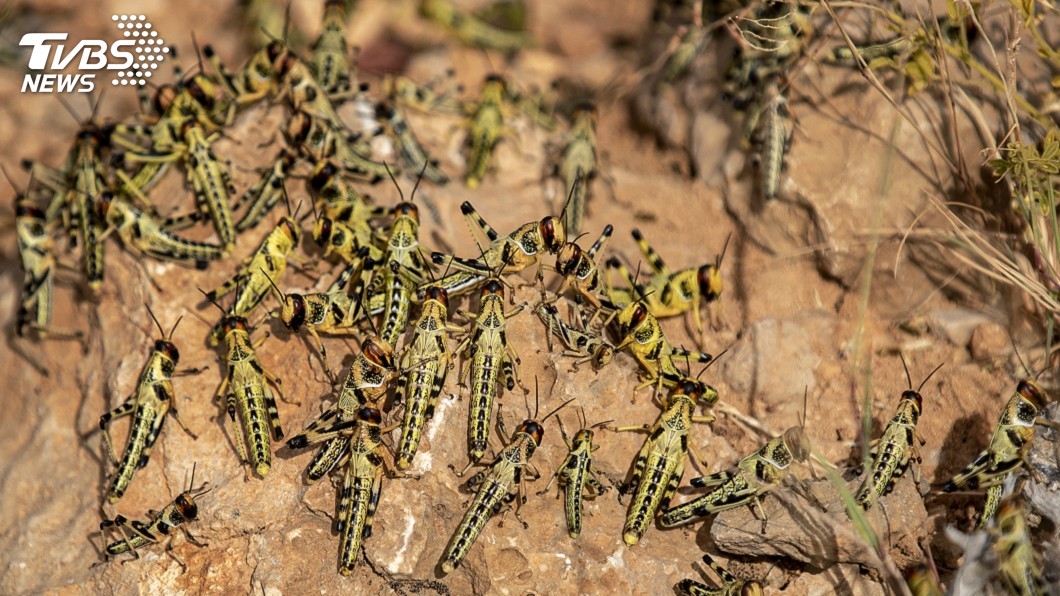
xmin=899 ymin=352 xmax=913 ymax=390
xmin=917 ymin=363 xmax=945 ymax=393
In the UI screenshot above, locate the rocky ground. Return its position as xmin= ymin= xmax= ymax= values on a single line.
xmin=0 ymin=1 xmax=1057 ymax=594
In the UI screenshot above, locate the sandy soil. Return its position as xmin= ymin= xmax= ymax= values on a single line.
xmin=0 ymin=1 xmax=1056 ymax=594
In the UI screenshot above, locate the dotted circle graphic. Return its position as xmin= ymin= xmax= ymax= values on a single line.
xmin=111 ymin=15 xmax=164 ymax=87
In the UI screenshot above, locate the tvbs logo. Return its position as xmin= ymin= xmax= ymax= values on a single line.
xmin=20 ymin=15 xmax=169 ymax=93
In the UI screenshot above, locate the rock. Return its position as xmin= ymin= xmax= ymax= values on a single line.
xmin=927 ymin=309 xmax=992 ymax=347
xmin=718 ymin=313 xmax=836 ymax=406
xmin=785 ymin=563 xmax=886 ymax=596
xmin=968 ymin=321 xmax=1010 ymax=362
xmin=710 ymin=474 xmax=928 ymax=571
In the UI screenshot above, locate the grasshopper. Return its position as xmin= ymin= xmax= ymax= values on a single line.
xmin=355 ymin=194 xmax=430 ymax=348
xmin=854 ymin=360 xmax=943 ymax=510
xmin=381 ymin=72 xmax=465 ymax=116
xmin=454 ymin=273 xmax=528 ymax=469
xmin=430 ymin=201 xmax=566 ymax=297
xmin=98 ymin=193 xmax=226 ymax=269
xmin=676 ymin=554 xmax=764 ymax=596
xmin=746 ymin=79 xmax=792 ymax=202
xmin=376 ymin=102 xmax=449 ymax=185
xmin=209 ymin=309 xmax=287 ymax=479
xmin=994 ymin=494 xmax=1044 ymax=596
xmin=309 ymin=160 xmax=385 ymax=264
xmin=612 ymin=377 xmax=718 ymax=545
xmin=394 ymin=284 xmax=461 ymax=470
xmin=182 ymin=121 xmax=237 ymax=250
xmin=11 ymin=171 xmax=59 ymax=338
xmin=464 ymin=74 xmax=509 ymax=188
xmin=607 ymin=229 xmax=730 ymax=339
xmin=334 ymin=405 xmax=393 ymax=574
xmin=311 ymin=0 xmax=355 ymax=98
xmin=286 ymin=336 xmax=397 ymax=482
xmin=439 ymin=392 xmax=574 ymax=575
xmin=99 ymin=466 xmax=210 ymax=569
xmin=203 ymin=41 xmax=287 ymax=106
xmin=660 ymin=426 xmax=811 ymax=527
xmin=205 ymin=215 xmax=300 ymax=344
xmin=235 ymin=149 xmax=299 ymax=233
xmin=554 ymin=224 xmax=612 ymax=315
xmin=658 ymin=2 xmax=709 ymax=85
xmin=538 ymin=409 xmax=611 ymax=538
xmin=942 ymin=378 xmax=1053 ymax=528
xmin=419 ymin=0 xmax=533 ymax=52
xmin=535 ymin=299 xmax=614 ymax=372
xmin=286 ymin=109 xmax=390 ymax=183
xmin=556 ymin=104 xmax=600 ymax=235
xmin=611 ymin=297 xmax=714 ymax=392
xmin=270 ymin=259 xmax=366 ymax=375
xmin=98 ymin=307 xmax=196 ymax=503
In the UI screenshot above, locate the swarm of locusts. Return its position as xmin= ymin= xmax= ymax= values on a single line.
xmin=8 ymin=0 xmax=1059 ymax=592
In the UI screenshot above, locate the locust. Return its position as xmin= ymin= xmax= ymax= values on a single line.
xmin=538 ymin=409 xmax=611 ymax=538
xmin=658 ymin=1 xmax=709 ymax=85
xmin=660 ymin=426 xmax=811 ymax=527
xmin=419 ymin=0 xmax=533 ymax=52
xmin=99 ymin=466 xmax=210 ymax=569
xmin=439 ymin=393 xmax=574 ymax=575
xmin=376 ymin=102 xmax=449 ymax=185
xmin=334 ymin=405 xmax=393 ymax=575
xmin=286 ymin=109 xmax=390 ymax=182
xmin=98 ymin=307 xmax=196 ymax=503
xmin=98 ymin=193 xmax=226 ymax=269
xmin=554 ymin=224 xmax=612 ymax=315
xmin=464 ymin=74 xmax=511 ymax=188
xmin=182 ymin=122 xmax=237 ymax=250
xmin=11 ymin=172 xmax=59 ymax=338
xmin=942 ymin=378 xmax=1053 ymax=528
xmin=234 ymin=149 xmax=298 ymax=233
xmin=203 ymin=40 xmax=287 ymax=106
xmin=395 ymin=284 xmax=462 ymax=470
xmin=607 ymin=228 xmax=729 ymax=339
xmin=309 ymin=160 xmax=384 ymax=264
xmin=454 ymin=274 xmax=527 ymax=469
xmin=311 ymin=0 xmax=355 ymax=98
xmin=356 ymin=195 xmax=430 ymax=348
xmin=285 ymin=336 xmax=397 ymax=482
xmin=430 ymin=201 xmax=566 ymax=297
xmin=993 ymin=494 xmax=1044 ymax=596
xmin=556 ymin=103 xmax=600 ymax=235
xmin=854 ymin=360 xmax=943 ymax=510
xmin=676 ymin=554 xmax=764 ymax=596
xmin=205 ymin=216 xmax=300 ymax=344
xmin=746 ymin=79 xmax=792 ymax=202
xmin=271 ymin=259 xmax=365 ymax=375
xmin=611 ymin=297 xmax=714 ymax=392
xmin=381 ymin=72 xmax=465 ymax=116
xmin=612 ymin=377 xmax=718 ymax=546
xmin=535 ymin=299 xmax=614 ymax=372
xmin=209 ymin=309 xmax=286 ymax=479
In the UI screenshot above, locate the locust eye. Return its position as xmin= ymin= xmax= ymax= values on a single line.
xmin=1017 ymin=379 xmax=1047 ymax=409
xmin=573 ymin=429 xmax=593 ymax=443
xmin=678 ymin=379 xmax=704 ymax=399
xmin=395 ymin=202 xmax=419 ymax=220
xmin=357 ymin=406 xmax=383 ymax=425
xmin=176 ymin=493 xmax=199 ymax=520
xmin=425 ymin=286 xmax=449 ymax=308
xmin=697 ymin=264 xmax=721 ymax=301
xmin=362 ymin=337 xmax=395 ymax=369
xmin=482 ymin=279 xmax=504 ymax=298
xmin=222 ymin=316 xmax=248 ymax=335
xmin=310 ymin=162 xmax=337 ymax=189
xmin=540 ymin=217 xmax=565 ymax=252
xmin=284 ymin=295 xmax=307 ymax=330
xmin=266 ymin=41 xmax=284 ymax=62
xmin=520 ymin=420 xmax=544 ymax=445
xmin=629 ymin=304 xmax=648 ymax=329
xmin=16 ymin=203 xmax=45 ymax=218
xmin=556 ymin=244 xmax=580 ymax=275
xmin=901 ymin=390 xmax=923 ymax=410
xmin=313 ymin=218 xmax=333 ymax=244
xmin=97 ymin=192 xmax=114 ymax=218
xmin=154 ymin=340 xmax=180 ymax=363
